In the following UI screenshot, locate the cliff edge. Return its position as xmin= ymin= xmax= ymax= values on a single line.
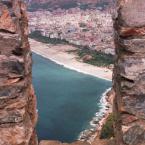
xmin=0 ymin=0 xmax=37 ymax=145
xmin=113 ymin=0 xmax=145 ymax=144
xmin=0 ymin=0 xmax=145 ymax=145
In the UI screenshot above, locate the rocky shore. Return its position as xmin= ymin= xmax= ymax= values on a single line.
xmin=30 ymin=38 xmax=113 ymax=144
xmin=0 ymin=1 xmax=38 ymax=144
xmin=78 ymin=88 xmax=114 ymax=143
xmin=38 ymin=88 xmax=114 ymax=145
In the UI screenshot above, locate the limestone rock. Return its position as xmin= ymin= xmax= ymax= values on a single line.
xmin=0 ymin=3 xmax=16 ymax=33
xmin=39 ymin=140 xmax=90 ymax=145
xmin=119 ymin=0 xmax=145 ymax=27
xmin=123 ymin=125 xmax=145 ymax=145
xmin=0 ymin=0 xmax=38 ymax=145
xmin=113 ymin=0 xmax=145 ymax=144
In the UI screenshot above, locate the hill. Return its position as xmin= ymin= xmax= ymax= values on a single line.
xmin=28 ymin=0 xmax=115 ymax=11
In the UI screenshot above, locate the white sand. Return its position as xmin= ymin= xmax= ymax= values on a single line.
xmin=30 ymin=39 xmax=112 ymax=81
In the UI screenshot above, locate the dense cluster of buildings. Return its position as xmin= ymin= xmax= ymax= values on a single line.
xmin=29 ymin=8 xmax=114 ymax=54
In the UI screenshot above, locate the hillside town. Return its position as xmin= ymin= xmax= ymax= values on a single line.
xmin=29 ymin=7 xmax=115 ymax=55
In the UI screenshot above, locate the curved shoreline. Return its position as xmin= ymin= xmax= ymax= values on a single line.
xmin=33 ymin=51 xmax=111 ymax=82
xmin=30 ymin=39 xmax=113 ymax=143
xmin=30 ymin=39 xmax=112 ymax=82
xmin=78 ymin=88 xmax=112 ymax=143
xmin=33 ymin=50 xmax=113 ymax=143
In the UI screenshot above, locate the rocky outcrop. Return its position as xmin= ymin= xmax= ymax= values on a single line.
xmin=0 ymin=0 xmax=38 ymax=145
xmin=113 ymin=0 xmax=145 ymax=145
xmin=2 ymin=0 xmax=145 ymax=145
xmin=39 ymin=140 xmax=90 ymax=145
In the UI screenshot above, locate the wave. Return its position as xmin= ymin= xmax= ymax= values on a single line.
xmin=78 ymin=88 xmax=112 ymax=143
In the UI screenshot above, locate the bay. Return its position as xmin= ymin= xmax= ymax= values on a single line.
xmin=32 ymin=53 xmax=111 ymax=142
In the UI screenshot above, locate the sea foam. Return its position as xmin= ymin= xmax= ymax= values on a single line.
xmin=78 ymin=88 xmax=112 ymax=143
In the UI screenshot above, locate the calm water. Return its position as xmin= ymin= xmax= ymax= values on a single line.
xmin=32 ymin=53 xmax=111 ymax=142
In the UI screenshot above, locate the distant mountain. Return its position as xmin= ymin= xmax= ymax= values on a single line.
xmin=28 ymin=0 xmax=115 ymax=12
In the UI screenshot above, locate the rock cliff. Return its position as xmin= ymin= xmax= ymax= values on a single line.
xmin=39 ymin=140 xmax=90 ymax=145
xmin=1 ymin=0 xmax=145 ymax=145
xmin=113 ymin=0 xmax=145 ymax=145
xmin=0 ymin=0 xmax=38 ymax=145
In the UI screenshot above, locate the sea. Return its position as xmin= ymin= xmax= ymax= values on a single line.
xmin=32 ymin=53 xmax=112 ymax=143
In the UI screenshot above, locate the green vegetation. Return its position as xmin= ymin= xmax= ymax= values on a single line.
xmin=76 ymin=47 xmax=114 ymax=67
xmin=79 ymin=4 xmax=90 ymax=10
xmin=100 ymin=113 xmax=114 ymax=139
xmin=28 ymin=3 xmax=52 ymax=12
xmin=28 ymin=2 xmax=78 ymax=12
xmin=79 ymin=22 xmax=87 ymax=28
xmin=60 ymin=2 xmax=77 ymax=10
xmin=29 ymin=31 xmax=69 ymax=45
xmin=28 ymin=1 xmax=111 ymax=12
xmin=96 ymin=2 xmax=109 ymax=10
xmin=82 ymin=29 xmax=89 ymax=32
xmin=29 ymin=31 xmax=114 ymax=67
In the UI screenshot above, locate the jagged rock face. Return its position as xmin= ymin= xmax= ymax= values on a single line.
xmin=113 ymin=0 xmax=145 ymax=145
xmin=39 ymin=140 xmax=90 ymax=145
xmin=0 ymin=0 xmax=38 ymax=145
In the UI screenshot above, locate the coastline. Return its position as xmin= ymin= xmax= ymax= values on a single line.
xmin=30 ymin=38 xmax=113 ymax=143
xmin=30 ymin=39 xmax=112 ymax=81
xmin=78 ymin=88 xmax=113 ymax=143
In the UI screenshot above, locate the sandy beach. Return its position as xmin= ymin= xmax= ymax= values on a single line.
xmin=30 ymin=39 xmax=112 ymax=81
xmin=30 ymin=38 xmax=113 ymax=144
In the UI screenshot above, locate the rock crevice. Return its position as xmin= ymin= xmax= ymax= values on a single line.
xmin=113 ymin=0 xmax=145 ymax=145
xmin=0 ymin=0 xmax=38 ymax=145
xmin=1 ymin=0 xmax=145 ymax=145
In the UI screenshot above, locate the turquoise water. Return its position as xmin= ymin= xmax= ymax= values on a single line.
xmin=32 ymin=53 xmax=112 ymax=142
